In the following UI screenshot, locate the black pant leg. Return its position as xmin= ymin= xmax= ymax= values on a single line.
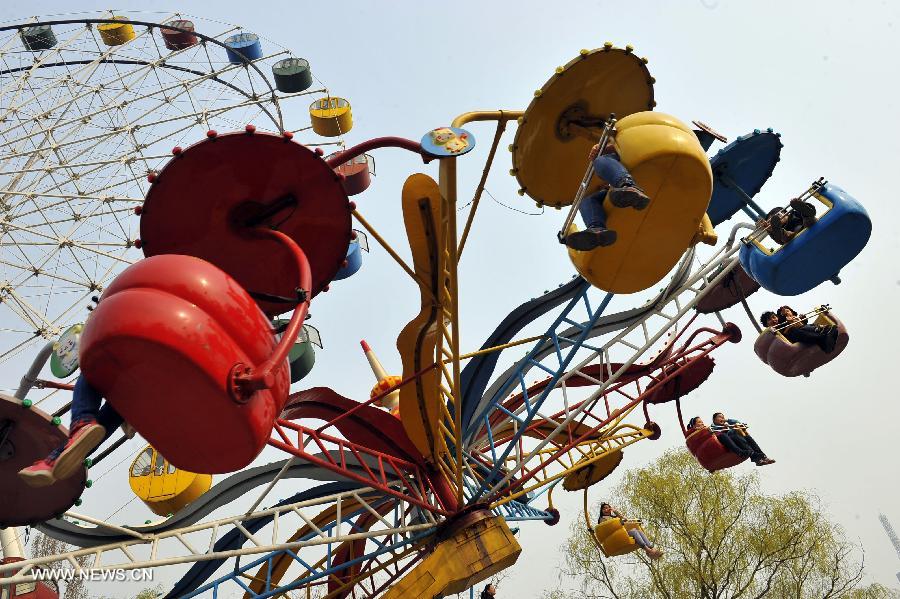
xmin=786 ymin=325 xmax=827 ymax=348
xmin=742 ymin=435 xmax=767 ymax=462
xmin=716 ymin=432 xmax=751 ymax=457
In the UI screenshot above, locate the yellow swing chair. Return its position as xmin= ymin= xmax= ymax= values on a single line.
xmin=583 ymin=488 xmax=649 ymax=557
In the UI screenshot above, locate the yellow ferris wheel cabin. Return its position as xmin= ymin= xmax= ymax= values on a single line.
xmin=128 ymin=445 xmax=212 ymax=516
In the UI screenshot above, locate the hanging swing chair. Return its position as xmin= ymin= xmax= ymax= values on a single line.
xmin=754 ymin=307 xmax=849 ymax=377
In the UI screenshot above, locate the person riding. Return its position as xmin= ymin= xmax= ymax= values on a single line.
xmin=756 ymin=198 xmax=817 ymax=245
xmin=19 ymin=374 xmax=129 ymax=487
xmin=598 ymin=502 xmax=663 ymax=559
xmin=563 ymin=134 xmax=651 ymax=251
xmin=709 ymin=412 xmax=775 ymax=466
xmin=769 ymin=305 xmax=839 ymax=353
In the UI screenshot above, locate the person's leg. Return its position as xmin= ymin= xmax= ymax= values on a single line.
xmin=53 ymin=376 xmax=112 ymax=480
xmin=565 ymin=189 xmax=617 ymax=251
xmin=578 ymin=189 xmax=608 ymax=229
xmin=627 ymin=528 xmax=651 ymax=549
xmin=716 ymin=432 xmax=751 ymax=457
xmin=592 ymin=154 xmax=650 ymax=210
xmin=592 ymin=155 xmax=631 ymax=188
xmin=786 ymin=325 xmax=829 ymax=351
xmin=69 ymin=374 xmax=103 ymax=426
xmin=96 ymin=403 xmax=124 ymax=445
xmin=740 ymin=435 xmax=767 ymax=462
xmin=630 ymin=529 xmax=654 ymax=549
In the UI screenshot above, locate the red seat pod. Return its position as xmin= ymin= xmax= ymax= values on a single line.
xmin=684 ymin=426 xmax=746 ymax=473
xmin=79 ymin=254 xmax=289 ymax=474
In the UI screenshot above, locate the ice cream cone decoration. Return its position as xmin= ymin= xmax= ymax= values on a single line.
xmin=361 ymin=340 xmax=401 ymax=417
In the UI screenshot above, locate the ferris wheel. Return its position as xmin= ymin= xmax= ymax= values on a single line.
xmin=0 ymin=11 xmax=330 ymax=364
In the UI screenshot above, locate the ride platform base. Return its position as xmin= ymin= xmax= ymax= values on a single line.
xmin=383 ymin=509 xmax=521 ymax=599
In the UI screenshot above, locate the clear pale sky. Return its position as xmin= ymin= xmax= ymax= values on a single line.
xmin=1 ymin=1 xmax=899 ymax=597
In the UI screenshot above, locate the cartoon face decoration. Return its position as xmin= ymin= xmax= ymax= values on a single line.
xmin=51 ymin=323 xmax=83 ymax=377
xmin=429 ymin=127 xmax=469 ymax=153
xmin=421 ymin=126 xmax=475 ymax=158
xmin=430 ymin=127 xmax=455 ymax=144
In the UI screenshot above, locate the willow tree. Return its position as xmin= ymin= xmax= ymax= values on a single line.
xmin=543 ymin=450 xmax=895 ymax=599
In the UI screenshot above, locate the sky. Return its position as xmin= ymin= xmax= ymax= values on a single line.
xmin=1 ymin=0 xmax=899 ymax=597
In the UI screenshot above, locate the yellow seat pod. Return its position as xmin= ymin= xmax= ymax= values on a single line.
xmin=568 ymin=111 xmax=713 ymax=293
xmin=594 ymin=517 xmax=642 ymax=557
xmin=309 ymin=97 xmax=353 ymax=137
xmin=128 ymin=445 xmax=212 ymax=516
xmin=97 ymin=17 xmax=135 ymax=46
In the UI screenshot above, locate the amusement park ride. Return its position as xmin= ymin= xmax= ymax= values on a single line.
xmin=0 ymin=13 xmax=871 ymax=599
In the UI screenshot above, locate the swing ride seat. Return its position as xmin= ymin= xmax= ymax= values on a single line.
xmin=593 ymin=517 xmax=641 ymax=557
xmin=567 ymin=111 xmax=714 ymax=293
xmin=79 ymin=254 xmax=291 ymax=474
xmin=754 ymin=310 xmax=849 ymax=377
xmin=139 ymin=130 xmax=352 ymax=316
xmin=0 ymin=393 xmax=87 ymax=527
xmin=128 ymin=445 xmax=212 ymax=517
xmin=739 ymin=183 xmax=871 ymax=296
xmin=695 ymin=263 xmax=761 ymax=314
xmin=684 ymin=426 xmax=747 ymax=472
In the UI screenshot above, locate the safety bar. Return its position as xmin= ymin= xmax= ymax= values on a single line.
xmin=557 ymin=115 xmax=617 ymax=242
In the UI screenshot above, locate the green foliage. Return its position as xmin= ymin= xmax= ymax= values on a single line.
xmin=133 ymin=585 xmax=164 ymax=599
xmin=544 ymin=450 xmax=898 ymax=599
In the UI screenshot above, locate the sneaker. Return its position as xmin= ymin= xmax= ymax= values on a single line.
xmin=789 ymin=198 xmax=816 ymax=218
xmin=608 ymin=185 xmax=650 ymax=210
xmin=53 ymin=420 xmax=106 ymax=481
xmin=755 ymin=457 xmax=776 ymax=466
xmin=19 ymin=457 xmax=57 ymax=487
xmin=564 ymin=227 xmax=617 ymax=251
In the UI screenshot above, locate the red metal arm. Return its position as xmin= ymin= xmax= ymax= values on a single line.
xmin=325 ymin=137 xmax=431 ymax=168
xmin=230 ymin=228 xmax=311 ymax=399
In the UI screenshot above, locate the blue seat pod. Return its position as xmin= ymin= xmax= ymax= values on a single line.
xmin=224 ymin=32 xmax=262 ymax=64
xmin=739 ymin=182 xmax=871 ymax=296
xmin=333 ymin=230 xmax=368 ymax=281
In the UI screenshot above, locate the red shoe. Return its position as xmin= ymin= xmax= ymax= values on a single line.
xmin=53 ymin=420 xmax=106 ymax=481
xmin=19 ymin=457 xmax=57 ymax=487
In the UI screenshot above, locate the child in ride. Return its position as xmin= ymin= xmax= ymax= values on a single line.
xmin=563 ymin=135 xmax=651 ymax=252
xmin=19 ymin=375 xmax=130 ymax=487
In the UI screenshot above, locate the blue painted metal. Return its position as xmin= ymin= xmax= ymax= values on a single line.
xmin=459 ymin=277 xmax=589 ymax=433
xmin=708 ymin=129 xmax=783 ymax=226
xmin=333 ymin=239 xmax=363 ymax=280
xmin=184 ymin=522 xmax=434 ymax=599
xmin=224 ymin=32 xmax=262 ymax=64
xmin=495 ymin=499 xmax=555 ymax=523
xmin=167 ymin=482 xmax=361 ymax=598
xmin=739 ymin=182 xmax=871 ymax=296
xmin=467 ymin=289 xmax=614 ymax=500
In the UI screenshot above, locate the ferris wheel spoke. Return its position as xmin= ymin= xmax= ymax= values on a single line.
xmin=0 ymin=256 xmax=102 ymax=290
xmin=0 ymin=42 xmax=272 ymax=150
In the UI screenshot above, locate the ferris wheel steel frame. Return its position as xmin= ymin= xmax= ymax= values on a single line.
xmin=0 ymin=15 xmax=323 ymax=364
